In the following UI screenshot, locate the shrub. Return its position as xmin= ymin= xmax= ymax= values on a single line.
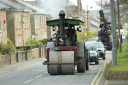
xmin=40 ymin=38 xmax=53 ymax=45
xmin=87 ymin=34 xmax=96 ymax=39
xmin=25 ymin=38 xmax=40 ymax=46
xmin=0 ymin=42 xmax=5 ymax=53
xmin=6 ymin=39 xmax=14 ymax=53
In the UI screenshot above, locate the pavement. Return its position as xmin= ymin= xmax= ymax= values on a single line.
xmin=0 ymin=58 xmax=46 ymax=77
xmin=0 ymin=58 xmax=128 ymax=85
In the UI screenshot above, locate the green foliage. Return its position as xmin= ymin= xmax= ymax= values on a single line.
xmin=6 ymin=39 xmax=14 ymax=53
xmin=87 ymin=34 xmax=96 ymax=39
xmin=85 ymin=31 xmax=93 ymax=35
xmin=105 ymin=43 xmax=128 ymax=72
xmin=0 ymin=42 xmax=5 ymax=53
xmin=40 ymin=38 xmax=53 ymax=45
xmin=16 ymin=48 xmax=24 ymax=52
xmin=25 ymin=38 xmax=40 ymax=46
xmin=0 ymin=39 xmax=14 ymax=55
xmin=77 ymin=31 xmax=87 ymax=41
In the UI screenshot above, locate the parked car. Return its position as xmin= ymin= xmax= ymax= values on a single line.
xmin=87 ymin=38 xmax=98 ymax=42
xmin=93 ymin=42 xmax=106 ymax=60
xmin=85 ymin=42 xmax=99 ymax=65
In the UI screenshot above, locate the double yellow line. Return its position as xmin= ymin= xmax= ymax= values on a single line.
xmin=104 ymin=56 xmax=112 ymax=66
xmin=91 ymin=56 xmax=111 ymax=85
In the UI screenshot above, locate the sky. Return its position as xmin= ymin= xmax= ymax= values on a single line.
xmin=69 ymin=0 xmax=101 ymax=10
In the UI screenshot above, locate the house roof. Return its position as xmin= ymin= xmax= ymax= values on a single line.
xmin=0 ymin=0 xmax=47 ymax=14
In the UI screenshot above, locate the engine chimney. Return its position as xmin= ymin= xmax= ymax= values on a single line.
xmin=59 ymin=10 xmax=65 ymax=35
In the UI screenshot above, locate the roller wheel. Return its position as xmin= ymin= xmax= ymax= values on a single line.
xmin=103 ymin=55 xmax=105 ymax=60
xmin=77 ymin=57 xmax=86 ymax=72
xmin=95 ymin=58 xmax=99 ymax=65
xmin=47 ymin=65 xmax=50 ymax=73
xmin=86 ymin=58 xmax=89 ymax=70
xmin=86 ymin=52 xmax=89 ymax=70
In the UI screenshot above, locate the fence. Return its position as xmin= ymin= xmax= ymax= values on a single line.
xmin=0 ymin=45 xmax=46 ymax=67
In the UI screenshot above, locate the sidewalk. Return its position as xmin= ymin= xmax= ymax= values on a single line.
xmin=104 ymin=80 xmax=128 ymax=85
xmin=0 ymin=58 xmax=46 ymax=77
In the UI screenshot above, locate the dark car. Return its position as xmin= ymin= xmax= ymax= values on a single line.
xmin=93 ymin=42 xmax=106 ymax=60
xmin=85 ymin=42 xmax=99 ymax=65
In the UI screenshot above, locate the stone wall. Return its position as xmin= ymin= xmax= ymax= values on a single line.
xmin=0 ymin=46 xmax=46 ymax=67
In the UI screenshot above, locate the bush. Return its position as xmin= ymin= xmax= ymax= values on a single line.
xmin=25 ymin=38 xmax=40 ymax=46
xmin=40 ymin=38 xmax=53 ymax=45
xmin=6 ymin=39 xmax=14 ymax=53
xmin=0 ymin=39 xmax=14 ymax=55
xmin=0 ymin=42 xmax=5 ymax=53
xmin=87 ymin=34 xmax=96 ymax=39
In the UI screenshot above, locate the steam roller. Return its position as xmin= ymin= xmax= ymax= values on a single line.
xmin=43 ymin=10 xmax=90 ymax=75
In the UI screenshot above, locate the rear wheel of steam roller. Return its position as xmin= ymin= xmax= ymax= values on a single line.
xmin=86 ymin=52 xmax=89 ymax=70
xmin=77 ymin=41 xmax=86 ymax=73
xmin=47 ymin=65 xmax=50 ymax=73
xmin=47 ymin=42 xmax=54 ymax=74
xmin=77 ymin=57 xmax=86 ymax=72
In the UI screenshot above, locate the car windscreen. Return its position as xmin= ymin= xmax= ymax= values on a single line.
xmin=86 ymin=44 xmax=96 ymax=51
xmin=94 ymin=43 xmax=104 ymax=48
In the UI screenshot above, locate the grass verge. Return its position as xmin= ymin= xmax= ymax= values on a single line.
xmin=104 ymin=43 xmax=128 ymax=80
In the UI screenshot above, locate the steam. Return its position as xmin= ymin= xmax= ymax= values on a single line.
xmin=40 ymin=0 xmax=68 ymax=19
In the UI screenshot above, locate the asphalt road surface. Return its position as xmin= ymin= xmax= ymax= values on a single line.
xmin=0 ymin=51 xmax=112 ymax=85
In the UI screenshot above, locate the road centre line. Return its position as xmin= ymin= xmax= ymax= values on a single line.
xmin=95 ymin=70 xmax=104 ymax=85
xmin=91 ymin=70 xmax=102 ymax=85
xmin=24 ymin=79 xmax=33 ymax=84
xmin=36 ymin=75 xmax=42 ymax=78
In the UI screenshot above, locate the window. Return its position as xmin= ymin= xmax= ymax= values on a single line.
xmin=16 ymin=14 xmax=18 ymax=29
xmin=35 ymin=16 xmax=37 ymax=28
xmin=17 ymin=34 xmax=18 ymax=46
xmin=20 ymin=34 xmax=22 ymax=46
xmin=3 ymin=36 xmax=5 ymax=44
xmin=19 ymin=14 xmax=21 ymax=28
xmin=2 ymin=13 xmax=4 ymax=29
xmin=0 ymin=35 xmax=1 ymax=42
xmin=38 ymin=16 xmax=39 ymax=28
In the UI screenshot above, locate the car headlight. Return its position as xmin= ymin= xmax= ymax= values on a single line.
xmin=102 ymin=50 xmax=104 ymax=53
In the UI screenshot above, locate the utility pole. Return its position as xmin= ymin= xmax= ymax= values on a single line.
xmin=117 ymin=0 xmax=122 ymax=52
xmin=110 ymin=0 xmax=117 ymax=65
xmin=87 ymin=5 xmax=88 ymax=31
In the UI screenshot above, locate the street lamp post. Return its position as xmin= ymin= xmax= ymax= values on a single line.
xmin=87 ymin=5 xmax=89 ymax=31
xmin=86 ymin=5 xmax=92 ymax=31
xmin=110 ymin=0 xmax=117 ymax=66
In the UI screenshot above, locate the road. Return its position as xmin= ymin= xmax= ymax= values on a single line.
xmin=0 ymin=51 xmax=111 ymax=85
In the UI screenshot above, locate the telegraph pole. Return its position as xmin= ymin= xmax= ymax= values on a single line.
xmin=110 ymin=0 xmax=117 ymax=65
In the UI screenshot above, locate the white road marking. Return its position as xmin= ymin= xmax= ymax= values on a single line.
xmin=24 ymin=79 xmax=33 ymax=84
xmin=36 ymin=75 xmax=42 ymax=78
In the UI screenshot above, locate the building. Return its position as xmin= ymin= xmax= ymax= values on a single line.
xmin=90 ymin=16 xmax=100 ymax=33
xmin=30 ymin=13 xmax=47 ymax=40
xmin=0 ymin=0 xmax=47 ymax=46
xmin=0 ymin=10 xmax=7 ymax=44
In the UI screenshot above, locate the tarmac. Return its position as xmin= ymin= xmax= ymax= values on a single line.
xmin=0 ymin=58 xmax=128 ymax=85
